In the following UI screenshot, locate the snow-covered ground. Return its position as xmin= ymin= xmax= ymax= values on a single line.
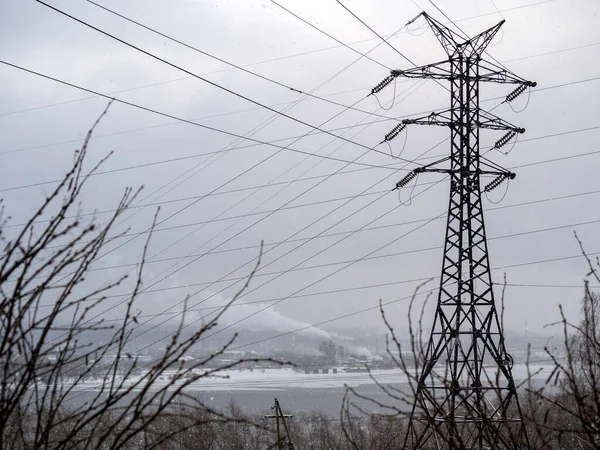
xmin=69 ymin=364 xmax=553 ymax=392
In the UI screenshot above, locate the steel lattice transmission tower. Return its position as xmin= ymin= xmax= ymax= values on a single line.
xmin=372 ymin=12 xmax=536 ymax=449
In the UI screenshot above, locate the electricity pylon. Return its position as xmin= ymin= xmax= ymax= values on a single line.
xmin=372 ymin=12 xmax=536 ymax=449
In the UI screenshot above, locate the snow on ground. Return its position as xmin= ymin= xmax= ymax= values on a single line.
xmin=69 ymin=364 xmax=553 ymax=392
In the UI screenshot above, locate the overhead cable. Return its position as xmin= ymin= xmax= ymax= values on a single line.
xmin=34 ymin=1 xmax=400 ymax=162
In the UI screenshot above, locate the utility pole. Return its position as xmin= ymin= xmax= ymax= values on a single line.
xmin=264 ymin=398 xmax=295 ymax=450
xmin=373 ymin=12 xmax=536 ymax=449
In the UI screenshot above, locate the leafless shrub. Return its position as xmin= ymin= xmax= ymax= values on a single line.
xmin=0 ymin=105 xmax=280 ymax=449
xmin=522 ymin=233 xmax=600 ymax=450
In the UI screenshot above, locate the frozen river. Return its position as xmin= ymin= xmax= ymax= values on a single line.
xmin=67 ymin=364 xmax=553 ymax=417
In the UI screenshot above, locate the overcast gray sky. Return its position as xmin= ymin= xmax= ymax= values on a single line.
xmin=1 ymin=0 xmax=599 ymax=348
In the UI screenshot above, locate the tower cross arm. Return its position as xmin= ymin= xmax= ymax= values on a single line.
xmin=477 ymin=110 xmax=526 ymax=132
xmin=478 ymin=60 xmax=537 ymax=86
xmin=403 ymin=109 xmax=453 ymax=128
xmin=394 ymin=109 xmax=525 ymax=132
xmin=391 ymin=60 xmax=452 ymax=81
xmin=411 ymin=11 xmax=504 ymax=57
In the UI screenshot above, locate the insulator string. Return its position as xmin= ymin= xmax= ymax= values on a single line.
xmin=508 ymin=86 xmax=532 ymax=113
xmin=371 ymin=75 xmax=394 ymax=95
xmin=485 ymin=177 xmax=510 ymax=204
xmin=503 ymin=131 xmax=519 ymax=155
xmin=484 ymin=174 xmax=508 ymax=193
xmin=398 ymin=172 xmax=419 ymax=206
xmin=506 ymin=84 xmax=527 ymax=103
xmin=373 ymin=78 xmax=398 ymax=111
xmin=396 ymin=171 xmax=416 ymax=189
xmin=383 ymin=122 xmax=407 ymax=143
xmin=493 ymin=130 xmax=519 ymax=155
xmin=384 ymin=125 xmax=408 ymax=159
xmin=494 ymin=130 xmax=516 ymax=149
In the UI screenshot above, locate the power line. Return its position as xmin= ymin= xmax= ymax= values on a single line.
xmin=2 ymin=68 xmax=598 ymax=162
xmin=17 ymin=149 xmax=600 ymax=286
xmin=98 ymin=155 xmax=446 ymax=348
xmin=0 ymin=61 xmax=396 ymax=182
xmin=0 ymin=0 xmax=559 ymax=123
xmin=333 ymin=1 xmax=451 ymax=95
xmin=27 ymin=173 xmax=444 ymax=406
xmin=269 ymin=0 xmax=390 ymax=70
xmin=92 ymin=95 xmax=401 ymax=260
xmin=87 ymin=0 xmax=388 ymax=123
xmin=85 ymin=0 xmax=395 ymax=123
xmin=37 ymin=266 xmax=598 ymax=314
xmin=33 ymin=32 xmax=413 ymax=294
xmin=48 ymin=118 xmax=446 ymax=354
xmin=111 ymin=187 xmax=450 ymax=356
xmin=509 ymin=125 xmax=600 ymax=149
xmin=96 ymin=27 xmax=428 ymax=262
xmin=51 ymin=208 xmax=600 ymax=305
xmin=4 ymin=24 xmax=416 ymax=318
xmin=488 ymin=0 xmax=505 ymax=21
xmin=27 ymin=141 xmax=600 ymax=256
xmin=51 ymin=203 xmax=595 ymax=388
xmin=513 ymin=148 xmax=600 ymax=169
xmin=34 ymin=1 xmax=401 ymax=163
xmin=18 ymin=0 xmax=592 ymax=340
xmin=334 ymin=0 xmax=416 ymax=66
xmin=29 ymin=0 xmax=580 ymax=394
xmin=0 ymin=61 xmax=394 ymax=179
xmin=33 ymin=81 xmax=436 ymax=360
xmin=24 ymin=36 xmax=436 ymax=374
xmin=49 ymin=243 xmax=595 ymax=391
xmin=3 ymin=114 xmax=600 ymax=195
xmin=106 ymin=108 xmax=408 ymax=319
xmin=503 ymin=42 xmax=600 ymax=64
xmin=5 ymin=77 xmax=600 ymax=344
xmin=224 ymin=248 xmax=600 ymax=352
xmin=505 ymin=283 xmax=599 ymax=289
xmin=4 ymin=92 xmax=600 ymax=196
xmin=101 ymin=214 xmax=600 ymax=295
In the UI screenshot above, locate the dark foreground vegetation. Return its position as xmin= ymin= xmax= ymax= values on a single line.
xmin=1 ymin=111 xmax=598 ymax=449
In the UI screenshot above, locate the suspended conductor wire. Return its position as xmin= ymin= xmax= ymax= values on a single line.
xmin=335 ymin=0 xmax=416 ymax=66
xmin=485 ymin=177 xmax=510 ymax=204
xmin=0 ymin=60 xmax=397 ymax=175
xmin=39 ymin=61 xmax=431 ymax=355
xmin=398 ymin=173 xmax=419 ymax=206
xmin=34 ymin=1 xmax=404 ymax=162
xmin=490 ymin=26 xmax=505 ymax=46
xmin=508 ymin=86 xmax=532 ymax=113
xmin=18 ymin=12 xmax=432 ymax=359
xmin=407 ymin=19 xmax=429 ymax=37
xmin=86 ymin=0 xmax=394 ymax=122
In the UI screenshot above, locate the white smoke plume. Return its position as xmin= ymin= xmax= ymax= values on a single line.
xmin=141 ymin=285 xmax=331 ymax=341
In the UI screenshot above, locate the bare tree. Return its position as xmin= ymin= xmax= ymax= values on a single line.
xmin=522 ymin=234 xmax=600 ymax=449
xmin=340 ymin=281 xmax=456 ymax=449
xmin=0 ymin=105 xmax=278 ymax=449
